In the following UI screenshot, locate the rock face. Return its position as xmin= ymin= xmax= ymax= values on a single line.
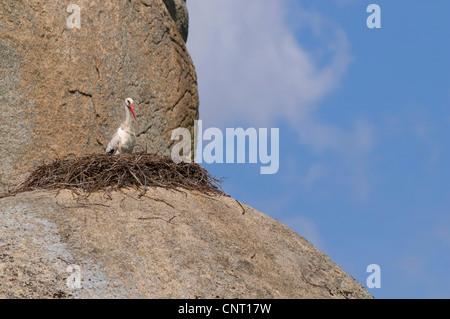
xmin=0 ymin=188 xmax=372 ymax=299
xmin=0 ymin=0 xmax=198 ymax=188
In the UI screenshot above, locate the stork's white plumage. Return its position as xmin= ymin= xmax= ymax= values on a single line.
xmin=106 ymin=98 xmax=137 ymax=155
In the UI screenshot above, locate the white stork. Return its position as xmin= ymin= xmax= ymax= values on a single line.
xmin=106 ymin=97 xmax=137 ymax=155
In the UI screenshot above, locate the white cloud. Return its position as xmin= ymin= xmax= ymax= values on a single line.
xmin=187 ymin=0 xmax=375 ymax=200
xmin=187 ymin=0 xmax=351 ymax=134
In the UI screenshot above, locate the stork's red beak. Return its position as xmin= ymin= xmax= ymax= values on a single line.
xmin=129 ymin=104 xmax=137 ymax=121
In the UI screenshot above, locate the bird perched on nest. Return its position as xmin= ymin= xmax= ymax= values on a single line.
xmin=106 ymin=98 xmax=137 ymax=155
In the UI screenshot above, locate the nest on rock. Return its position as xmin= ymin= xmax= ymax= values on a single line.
xmin=4 ymin=153 xmax=224 ymax=198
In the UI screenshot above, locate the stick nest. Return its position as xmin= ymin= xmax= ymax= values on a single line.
xmin=5 ymin=153 xmax=224 ymax=197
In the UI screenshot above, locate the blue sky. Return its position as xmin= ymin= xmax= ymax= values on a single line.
xmin=186 ymin=0 xmax=450 ymax=298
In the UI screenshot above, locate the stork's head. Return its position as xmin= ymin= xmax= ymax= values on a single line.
xmin=125 ymin=97 xmax=137 ymax=121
